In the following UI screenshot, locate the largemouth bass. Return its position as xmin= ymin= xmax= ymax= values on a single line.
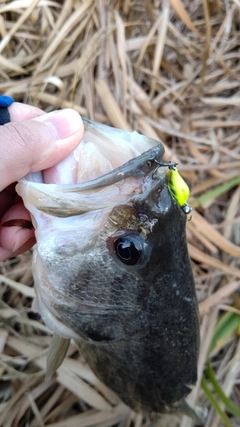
xmin=17 ymin=118 xmax=200 ymax=421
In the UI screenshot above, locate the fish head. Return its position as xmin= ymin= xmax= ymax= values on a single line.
xmin=17 ymin=119 xmax=167 ymax=338
xmin=17 ymin=118 xmax=199 ymax=417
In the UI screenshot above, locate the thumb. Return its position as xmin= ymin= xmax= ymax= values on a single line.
xmin=0 ymin=109 xmax=84 ymax=191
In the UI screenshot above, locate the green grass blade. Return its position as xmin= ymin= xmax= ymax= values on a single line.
xmin=201 ymin=378 xmax=232 ymax=427
xmin=206 ymin=362 xmax=240 ymax=418
xmin=208 ymin=311 xmax=240 ymax=354
xmin=192 ymin=175 xmax=240 ymax=208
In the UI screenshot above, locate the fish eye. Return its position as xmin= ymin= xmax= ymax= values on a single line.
xmin=114 ymin=236 xmax=142 ymax=265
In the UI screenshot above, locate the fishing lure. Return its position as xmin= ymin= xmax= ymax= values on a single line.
xmin=167 ymin=166 xmax=192 ymax=215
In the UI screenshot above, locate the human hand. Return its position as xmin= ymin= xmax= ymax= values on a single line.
xmin=0 ymin=101 xmax=84 ymax=261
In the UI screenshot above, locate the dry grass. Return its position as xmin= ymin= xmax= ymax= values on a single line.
xmin=0 ymin=1 xmax=240 ymax=426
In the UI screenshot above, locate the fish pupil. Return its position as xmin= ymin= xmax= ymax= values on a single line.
xmin=115 ymin=238 xmax=140 ymax=265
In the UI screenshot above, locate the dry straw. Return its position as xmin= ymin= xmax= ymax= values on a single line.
xmin=0 ymin=1 xmax=240 ymax=426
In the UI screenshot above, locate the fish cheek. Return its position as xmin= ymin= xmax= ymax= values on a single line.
xmin=44 ymin=240 xmax=143 ymax=342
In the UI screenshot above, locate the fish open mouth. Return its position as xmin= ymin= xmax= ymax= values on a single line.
xmin=16 ymin=118 xmax=169 ymax=218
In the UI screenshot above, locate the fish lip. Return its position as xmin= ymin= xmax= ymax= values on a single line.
xmin=52 ymin=145 xmax=164 ymax=194
xmin=17 ymin=145 xmax=168 ymax=218
xmin=133 ymin=166 xmax=175 ymax=215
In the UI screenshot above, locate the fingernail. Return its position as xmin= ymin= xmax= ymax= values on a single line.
xmin=12 ymin=232 xmax=35 ymax=253
xmin=34 ymin=109 xmax=82 ymax=139
xmin=12 ymin=236 xmax=36 ymax=256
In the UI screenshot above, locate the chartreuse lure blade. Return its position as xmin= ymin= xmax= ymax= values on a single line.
xmin=167 ymin=167 xmax=192 ymax=214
